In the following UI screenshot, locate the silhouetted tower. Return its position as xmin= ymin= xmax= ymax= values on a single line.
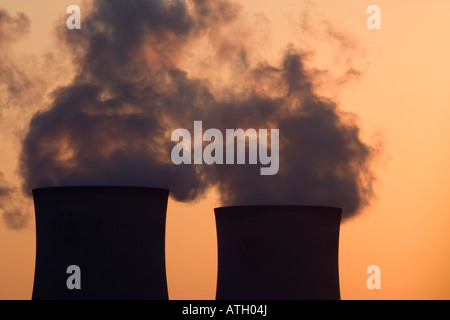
xmin=214 ymin=205 xmax=342 ymax=300
xmin=32 ymin=186 xmax=169 ymax=300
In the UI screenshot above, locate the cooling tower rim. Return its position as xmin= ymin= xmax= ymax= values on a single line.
xmin=215 ymin=205 xmax=342 ymax=212
xmin=32 ymin=186 xmax=170 ymax=195
xmin=214 ymin=205 xmax=343 ymax=220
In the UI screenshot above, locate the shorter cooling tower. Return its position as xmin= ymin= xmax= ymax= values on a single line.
xmin=32 ymin=186 xmax=169 ymax=300
xmin=214 ymin=205 xmax=342 ymax=300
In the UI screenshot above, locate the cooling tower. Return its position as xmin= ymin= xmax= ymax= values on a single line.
xmin=214 ymin=205 xmax=342 ymax=300
xmin=32 ymin=186 xmax=169 ymax=300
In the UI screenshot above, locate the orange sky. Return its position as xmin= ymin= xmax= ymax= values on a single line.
xmin=1 ymin=0 xmax=450 ymax=300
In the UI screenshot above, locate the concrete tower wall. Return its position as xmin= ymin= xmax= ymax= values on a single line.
xmin=214 ymin=205 xmax=342 ymax=300
xmin=32 ymin=186 xmax=169 ymax=300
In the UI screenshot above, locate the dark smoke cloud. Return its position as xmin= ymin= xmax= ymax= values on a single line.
xmin=203 ymin=47 xmax=376 ymax=218
xmin=0 ymin=173 xmax=30 ymax=229
xmin=0 ymin=9 xmax=30 ymax=44
xmin=0 ymin=10 xmax=32 ymax=115
xmin=18 ymin=0 xmax=378 ymax=223
xmin=0 ymin=174 xmax=12 ymax=207
xmin=0 ymin=9 xmax=34 ymax=229
xmin=20 ymin=0 xmax=235 ymax=202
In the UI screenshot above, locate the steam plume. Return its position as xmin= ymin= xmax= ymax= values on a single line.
xmin=14 ymin=0 xmax=377 ymax=226
xmin=0 ymin=10 xmax=34 ymax=228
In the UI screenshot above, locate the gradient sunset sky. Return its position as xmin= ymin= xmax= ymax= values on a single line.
xmin=1 ymin=0 xmax=450 ymax=300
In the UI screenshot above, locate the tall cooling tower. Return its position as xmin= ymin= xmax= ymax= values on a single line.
xmin=214 ymin=205 xmax=342 ymax=300
xmin=32 ymin=186 xmax=169 ymax=300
